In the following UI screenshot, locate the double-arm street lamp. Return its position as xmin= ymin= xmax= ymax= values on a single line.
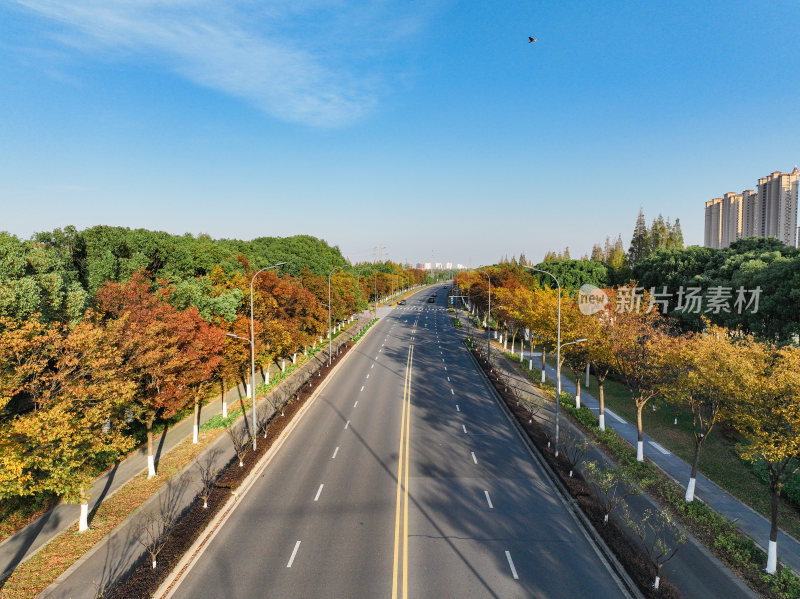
xmin=478 ymin=270 xmax=491 ymax=360
xmin=247 ymin=261 xmax=287 ymax=450
xmin=521 ymin=265 xmax=577 ymax=456
xmin=328 ymin=266 xmax=343 ymax=366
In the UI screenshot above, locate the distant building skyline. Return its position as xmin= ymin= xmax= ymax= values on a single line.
xmin=704 ymin=168 xmax=799 ymax=249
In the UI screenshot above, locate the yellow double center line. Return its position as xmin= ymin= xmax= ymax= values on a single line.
xmin=392 ymin=342 xmax=414 ymax=598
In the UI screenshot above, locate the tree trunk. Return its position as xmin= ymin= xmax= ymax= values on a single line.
xmin=574 ymin=376 xmax=581 ymax=409
xmin=598 ymin=378 xmax=606 ymax=431
xmin=541 ymin=349 xmax=546 ymax=383
xmin=767 ymin=480 xmax=780 ymax=573
xmin=221 ymin=378 xmax=227 ymax=418
xmin=685 ymin=439 xmax=703 ymax=501
xmin=193 ymin=396 xmax=200 ymax=444
xmin=636 ymin=403 xmax=644 ymax=462
xmin=146 ymin=413 xmax=156 ymax=478
xmin=78 ymin=489 xmax=89 ymax=532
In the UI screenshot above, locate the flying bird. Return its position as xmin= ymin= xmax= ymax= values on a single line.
xmin=528 ymin=36 xmax=538 ymax=43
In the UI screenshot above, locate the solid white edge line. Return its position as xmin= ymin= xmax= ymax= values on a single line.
xmin=314 ymin=484 xmax=324 ymax=501
xmin=649 ymin=440 xmax=670 ymax=455
xmin=485 ymin=490 xmax=494 ymax=509
xmin=287 ymin=541 xmax=301 ymax=567
xmin=505 ymin=550 xmax=519 ymax=580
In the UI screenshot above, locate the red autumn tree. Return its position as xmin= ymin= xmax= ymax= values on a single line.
xmin=96 ymin=271 xmax=222 ymax=477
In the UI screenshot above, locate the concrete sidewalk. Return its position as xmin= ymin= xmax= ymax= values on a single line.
xmin=503 ymin=340 xmax=800 ymax=576
xmin=0 ymin=318 xmax=367 ymax=588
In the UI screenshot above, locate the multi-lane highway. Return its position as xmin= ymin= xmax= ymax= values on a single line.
xmin=168 ymin=286 xmax=630 ymax=598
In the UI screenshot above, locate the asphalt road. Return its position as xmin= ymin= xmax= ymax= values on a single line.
xmin=168 ymin=287 xmax=631 ymax=599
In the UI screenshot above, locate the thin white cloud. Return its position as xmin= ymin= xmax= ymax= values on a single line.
xmin=13 ymin=0 xmax=433 ymax=127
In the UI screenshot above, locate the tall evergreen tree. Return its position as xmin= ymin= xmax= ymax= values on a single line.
xmin=668 ymin=218 xmax=684 ymax=249
xmin=591 ymin=244 xmax=604 ymax=262
xmin=628 ymin=208 xmax=650 ymax=267
xmin=649 ymin=214 xmax=669 ymax=252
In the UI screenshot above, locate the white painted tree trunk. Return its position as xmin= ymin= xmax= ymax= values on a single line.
xmin=767 ymin=540 xmax=777 ymax=574
xmin=636 ymin=441 xmax=644 ymax=462
xmin=222 ymin=400 xmax=227 ymax=418
xmin=192 ymin=423 xmax=199 ymax=444
xmin=653 ymin=576 xmax=660 ymax=590
xmin=147 ymin=454 xmax=156 ymax=478
xmin=244 ymin=382 xmax=250 ymax=399
xmin=575 ymin=392 xmax=581 ymax=409
xmin=152 ymin=560 xmax=157 ymax=569
xmin=529 ymin=358 xmax=533 ymax=370
xmin=281 ymin=360 xmax=286 ymax=373
xmin=685 ymin=477 xmax=696 ymax=502
xmin=603 ymin=513 xmax=608 ymax=523
xmin=599 ymin=413 xmax=605 ymax=432
xmin=292 ymin=353 xmax=297 ymax=364
xmin=266 ymin=370 xmax=270 ymax=385
xmin=79 ymin=500 xmax=89 ymax=532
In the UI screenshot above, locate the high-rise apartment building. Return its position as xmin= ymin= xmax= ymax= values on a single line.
xmin=704 ymin=198 xmax=723 ymax=249
xmin=704 ymin=167 xmax=799 ymax=248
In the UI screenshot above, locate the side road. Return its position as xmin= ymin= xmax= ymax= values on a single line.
xmin=457 ymin=308 xmax=757 ymax=598
xmin=462 ymin=298 xmax=800 ymax=575
xmin=0 ymin=314 xmax=372 ymax=589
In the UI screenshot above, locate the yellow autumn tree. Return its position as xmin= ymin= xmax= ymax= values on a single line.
xmin=659 ymin=324 xmax=746 ymax=501
xmin=731 ymin=342 xmax=800 ymax=574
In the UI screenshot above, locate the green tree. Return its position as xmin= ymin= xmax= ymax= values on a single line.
xmin=627 ymin=207 xmax=650 ymax=268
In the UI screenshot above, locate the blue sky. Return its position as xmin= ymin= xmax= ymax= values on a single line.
xmin=1 ymin=1 xmax=798 ymax=267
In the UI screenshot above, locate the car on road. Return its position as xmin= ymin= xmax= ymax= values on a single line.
xmin=427 ymin=297 xmax=436 ymax=303
xmin=432 ymin=292 xmax=437 ymax=297
xmin=397 ymin=299 xmax=406 ymax=305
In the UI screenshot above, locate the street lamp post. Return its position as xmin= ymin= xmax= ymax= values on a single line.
xmin=328 ymin=266 xmax=343 ymax=366
xmin=521 ymin=265 xmax=567 ymax=455
xmin=248 ymin=261 xmax=287 ymax=450
xmin=478 ymin=270 xmax=491 ymax=360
